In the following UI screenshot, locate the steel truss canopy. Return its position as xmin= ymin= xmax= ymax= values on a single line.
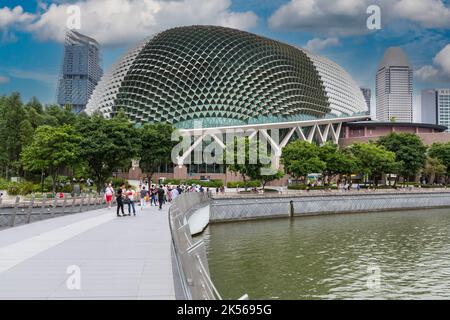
xmin=175 ymin=115 xmax=370 ymax=168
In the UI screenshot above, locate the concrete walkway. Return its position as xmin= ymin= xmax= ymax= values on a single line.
xmin=0 ymin=203 xmax=175 ymax=300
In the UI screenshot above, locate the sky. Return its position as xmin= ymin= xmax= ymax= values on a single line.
xmin=1 ymin=0 xmax=450 ymax=120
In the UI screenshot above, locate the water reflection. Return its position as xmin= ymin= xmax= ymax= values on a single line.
xmin=203 ymin=209 xmax=450 ymax=299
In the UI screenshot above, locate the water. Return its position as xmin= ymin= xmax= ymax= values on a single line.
xmin=202 ymin=209 xmax=450 ymax=300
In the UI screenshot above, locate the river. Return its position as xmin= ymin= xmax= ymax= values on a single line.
xmin=202 ymin=209 xmax=450 ymax=299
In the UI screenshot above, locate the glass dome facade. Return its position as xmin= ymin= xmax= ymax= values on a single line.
xmin=87 ymin=26 xmax=367 ymax=129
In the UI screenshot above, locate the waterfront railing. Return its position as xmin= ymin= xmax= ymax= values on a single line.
xmin=0 ymin=193 xmax=109 ymax=229
xmin=169 ymin=192 xmax=241 ymax=300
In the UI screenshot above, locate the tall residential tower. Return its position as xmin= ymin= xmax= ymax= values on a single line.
xmin=376 ymin=47 xmax=413 ymax=122
xmin=56 ymin=30 xmax=102 ymax=114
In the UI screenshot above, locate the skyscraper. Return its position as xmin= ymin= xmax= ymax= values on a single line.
xmin=360 ymin=87 xmax=371 ymax=114
xmin=421 ymin=89 xmax=450 ymax=131
xmin=376 ymin=47 xmax=413 ymax=122
xmin=57 ymin=30 xmax=102 ymax=114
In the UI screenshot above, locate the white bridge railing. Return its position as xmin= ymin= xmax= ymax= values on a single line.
xmin=0 ymin=193 xmax=109 ymax=229
xmin=169 ymin=192 xmax=232 ymax=300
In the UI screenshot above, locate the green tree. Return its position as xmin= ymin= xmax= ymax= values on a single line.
xmin=76 ymin=112 xmax=139 ymax=192
xmin=318 ymin=142 xmax=359 ymax=185
xmin=226 ymin=137 xmax=282 ymax=190
xmin=281 ymin=140 xmax=326 ymax=183
xmin=138 ymin=123 xmax=177 ymax=184
xmin=42 ymin=104 xmax=77 ymax=126
xmin=21 ymin=125 xmax=81 ymax=194
xmin=378 ymin=133 xmax=427 ymax=185
xmin=348 ymin=142 xmax=398 ymax=186
xmin=0 ymin=93 xmax=26 ymax=178
xmin=19 ymin=119 xmax=34 ymax=148
xmin=423 ymin=157 xmax=446 ymax=185
xmin=428 ymin=142 xmax=450 ymax=183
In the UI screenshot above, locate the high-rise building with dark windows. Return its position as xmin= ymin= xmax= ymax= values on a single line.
xmin=57 ymin=30 xmax=102 ymax=114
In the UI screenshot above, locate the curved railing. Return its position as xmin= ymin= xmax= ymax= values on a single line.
xmin=168 ymin=192 xmax=224 ymax=300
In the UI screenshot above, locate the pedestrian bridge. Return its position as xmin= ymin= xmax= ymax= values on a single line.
xmin=0 ymin=203 xmax=177 ymax=299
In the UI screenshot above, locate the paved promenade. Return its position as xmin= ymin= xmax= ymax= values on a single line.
xmin=0 ymin=203 xmax=175 ymax=299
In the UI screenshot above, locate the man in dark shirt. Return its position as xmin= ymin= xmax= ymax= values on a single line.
xmin=157 ymin=185 xmax=165 ymax=210
xmin=116 ymin=184 xmax=126 ymax=217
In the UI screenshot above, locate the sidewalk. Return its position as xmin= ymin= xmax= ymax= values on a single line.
xmin=0 ymin=203 xmax=175 ymax=300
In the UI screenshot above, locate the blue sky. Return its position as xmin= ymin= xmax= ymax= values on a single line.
xmin=1 ymin=0 xmax=450 ymax=119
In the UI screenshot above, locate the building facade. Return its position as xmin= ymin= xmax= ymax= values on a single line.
xmin=360 ymin=87 xmax=371 ymax=114
xmin=376 ymin=47 xmax=413 ymax=122
xmin=421 ymin=89 xmax=437 ymax=124
xmin=87 ymin=26 xmax=367 ymax=127
xmin=339 ymin=121 xmax=450 ymax=147
xmin=57 ymin=30 xmax=103 ymax=114
xmin=421 ymin=89 xmax=450 ymax=131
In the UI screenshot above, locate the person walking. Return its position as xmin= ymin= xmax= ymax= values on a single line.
xmin=116 ymin=184 xmax=126 ymax=217
xmin=157 ymin=185 xmax=165 ymax=210
xmin=127 ymin=186 xmax=136 ymax=216
xmin=105 ymin=183 xmax=114 ymax=209
xmin=151 ymin=185 xmax=157 ymax=206
xmin=140 ymin=186 xmax=148 ymax=210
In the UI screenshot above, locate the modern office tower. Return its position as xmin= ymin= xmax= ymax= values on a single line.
xmin=360 ymin=87 xmax=371 ymax=113
xmin=421 ymin=89 xmax=438 ymax=124
xmin=376 ymin=47 xmax=413 ymax=122
xmin=57 ymin=30 xmax=102 ymax=114
xmin=421 ymin=89 xmax=450 ymax=131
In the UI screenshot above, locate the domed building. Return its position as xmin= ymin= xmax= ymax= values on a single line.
xmin=87 ymin=26 xmax=371 ymax=182
xmin=86 ymin=26 xmax=367 ymax=129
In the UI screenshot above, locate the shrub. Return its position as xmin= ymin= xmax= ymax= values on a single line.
xmin=7 ymin=182 xmax=20 ymax=195
xmin=6 ymin=181 xmax=42 ymax=195
xmin=227 ymin=181 xmax=261 ymax=188
xmin=108 ymin=177 xmax=129 ymax=189
xmin=288 ymin=185 xmax=338 ymax=190
xmin=0 ymin=178 xmax=10 ymax=190
xmin=19 ymin=182 xmax=35 ymax=195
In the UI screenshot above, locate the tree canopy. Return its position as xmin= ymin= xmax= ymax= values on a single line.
xmin=378 ymin=133 xmax=427 ymax=182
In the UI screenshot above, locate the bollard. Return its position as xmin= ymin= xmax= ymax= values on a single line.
xmin=26 ymin=194 xmax=35 ymax=224
xmin=40 ymin=194 xmax=47 ymax=220
xmin=94 ymin=194 xmax=99 ymax=209
xmin=71 ymin=196 xmax=76 ymax=214
xmin=51 ymin=197 xmax=57 ymax=217
xmin=79 ymin=194 xmax=85 ymax=212
xmin=87 ymin=193 xmax=92 ymax=211
xmin=62 ymin=197 xmax=67 ymax=214
xmin=10 ymin=196 xmax=20 ymax=227
xmin=289 ymin=200 xmax=294 ymax=218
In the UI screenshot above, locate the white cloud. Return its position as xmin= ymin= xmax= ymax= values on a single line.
xmin=7 ymin=69 xmax=57 ymax=87
xmin=415 ymin=65 xmax=440 ymax=82
xmin=393 ymin=0 xmax=450 ymax=28
xmin=269 ymin=0 xmax=450 ymax=35
xmin=415 ymin=44 xmax=450 ymax=83
xmin=305 ymin=37 xmax=340 ymax=52
xmin=268 ymin=0 xmax=377 ymax=36
xmin=434 ymin=44 xmax=450 ymax=75
xmin=0 ymin=6 xmax=34 ymax=29
xmin=0 ymin=75 xmax=10 ymax=84
xmin=24 ymin=0 xmax=258 ymax=45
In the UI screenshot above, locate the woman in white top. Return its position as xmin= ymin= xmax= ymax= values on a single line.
xmin=105 ymin=183 xmax=114 ymax=209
